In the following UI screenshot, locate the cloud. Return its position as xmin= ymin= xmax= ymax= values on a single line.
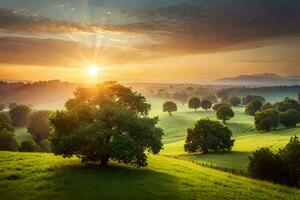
xmin=0 ymin=8 xmax=101 ymax=34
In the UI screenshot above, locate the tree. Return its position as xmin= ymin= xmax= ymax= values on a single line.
xmin=203 ymin=94 xmax=218 ymax=103
xmin=280 ymin=109 xmax=300 ymax=128
xmin=49 ymin=81 xmax=163 ymax=167
xmin=278 ymin=136 xmax=300 ymax=186
xmin=274 ymin=98 xmax=299 ymax=112
xmin=216 ymin=105 xmax=234 ymax=124
xmin=184 ymin=119 xmax=234 ymax=153
xmin=19 ymin=140 xmax=39 ymax=152
xmin=172 ymin=91 xmax=188 ymax=105
xmin=9 ymin=105 xmax=31 ymax=127
xmin=245 ymin=100 xmax=263 ymax=116
xmin=0 ymin=103 xmax=5 ymax=112
xmin=212 ymin=103 xmax=231 ymax=111
xmin=248 ymin=148 xmax=285 ymax=182
xmin=201 ymin=99 xmax=212 ymax=111
xmin=259 ymin=102 xmax=274 ymax=111
xmin=216 ymin=90 xmax=228 ymax=102
xmin=163 ymin=101 xmax=177 ymax=116
xmin=0 ymin=113 xmax=14 ymax=132
xmin=188 ymin=97 xmax=201 ymax=112
xmin=27 ymin=111 xmax=51 ymax=144
xmin=255 ymin=108 xmax=279 ymax=131
xmin=229 ymin=96 xmax=241 ymax=107
xmin=8 ymin=102 xmax=17 ymax=110
xmin=242 ymin=95 xmax=265 ymax=105
xmin=40 ymin=139 xmax=51 ymax=152
xmin=0 ymin=129 xmax=19 ymax=151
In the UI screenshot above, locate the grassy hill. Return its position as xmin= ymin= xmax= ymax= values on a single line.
xmin=1 ymin=151 xmax=300 ymax=200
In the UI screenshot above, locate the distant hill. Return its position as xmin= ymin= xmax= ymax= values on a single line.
xmin=215 ymin=73 xmax=300 ymax=86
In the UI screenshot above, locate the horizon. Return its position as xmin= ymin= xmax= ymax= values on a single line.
xmin=0 ymin=0 xmax=300 ymax=83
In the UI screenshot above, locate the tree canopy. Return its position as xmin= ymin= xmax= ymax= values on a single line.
xmin=245 ymin=100 xmax=263 ymax=116
xmin=49 ymin=81 xmax=164 ymax=167
xmin=188 ymin=97 xmax=201 ymax=112
xmin=9 ymin=105 xmax=31 ymax=127
xmin=229 ymin=96 xmax=241 ymax=107
xmin=184 ymin=119 xmax=234 ymax=153
xmin=255 ymin=108 xmax=279 ymax=131
xmin=163 ymin=101 xmax=177 ymax=116
xmin=216 ymin=105 xmax=234 ymax=124
xmin=201 ymin=99 xmax=212 ymax=110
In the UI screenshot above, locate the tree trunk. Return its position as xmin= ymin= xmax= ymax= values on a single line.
xmin=194 ymin=108 xmax=196 ymax=112
xmin=168 ymin=111 xmax=172 ymax=116
xmin=100 ymin=156 xmax=109 ymax=167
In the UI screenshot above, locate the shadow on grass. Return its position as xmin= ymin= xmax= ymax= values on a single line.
xmin=47 ymin=161 xmax=183 ymax=200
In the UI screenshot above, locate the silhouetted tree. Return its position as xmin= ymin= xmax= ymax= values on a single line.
xmin=188 ymin=97 xmax=201 ymax=112
xmin=49 ymin=81 xmax=163 ymax=167
xmin=9 ymin=105 xmax=31 ymax=127
xmin=172 ymin=91 xmax=189 ymax=105
xmin=27 ymin=111 xmax=51 ymax=144
xmin=216 ymin=105 xmax=234 ymax=124
xmin=245 ymin=100 xmax=263 ymax=116
xmin=0 ymin=113 xmax=14 ymax=132
xmin=19 ymin=140 xmax=39 ymax=152
xmin=0 ymin=103 xmax=5 ymax=112
xmin=255 ymin=108 xmax=279 ymax=131
xmin=229 ymin=96 xmax=241 ymax=107
xmin=163 ymin=101 xmax=177 ymax=116
xmin=201 ymin=99 xmax=212 ymax=111
xmin=274 ymin=98 xmax=300 ymax=112
xmin=0 ymin=129 xmax=19 ymax=151
xmin=242 ymin=95 xmax=265 ymax=105
xmin=280 ymin=109 xmax=300 ymax=128
xmin=212 ymin=103 xmax=231 ymax=111
xmin=184 ymin=119 xmax=234 ymax=153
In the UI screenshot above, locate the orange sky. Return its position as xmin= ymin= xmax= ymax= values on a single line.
xmin=0 ymin=1 xmax=300 ymax=83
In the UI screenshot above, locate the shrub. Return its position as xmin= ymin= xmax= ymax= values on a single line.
xmin=40 ymin=139 xmax=51 ymax=152
xmin=201 ymin=99 xmax=212 ymax=110
xmin=19 ymin=140 xmax=40 ymax=152
xmin=229 ymin=96 xmax=241 ymax=107
xmin=163 ymin=101 xmax=177 ymax=116
xmin=245 ymin=100 xmax=263 ymax=116
xmin=9 ymin=105 xmax=31 ymax=127
xmin=49 ymin=82 xmax=163 ymax=167
xmin=216 ymin=105 xmax=234 ymax=124
xmin=27 ymin=111 xmax=51 ymax=144
xmin=255 ymin=108 xmax=279 ymax=131
xmin=188 ymin=97 xmax=201 ymax=112
xmin=0 ymin=129 xmax=19 ymax=151
xmin=279 ymin=109 xmax=300 ymax=128
xmin=184 ymin=119 xmax=234 ymax=153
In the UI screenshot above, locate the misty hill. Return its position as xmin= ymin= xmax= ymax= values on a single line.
xmin=215 ymin=73 xmax=300 ymax=86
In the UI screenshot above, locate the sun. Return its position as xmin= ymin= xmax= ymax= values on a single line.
xmin=86 ymin=64 xmax=100 ymax=77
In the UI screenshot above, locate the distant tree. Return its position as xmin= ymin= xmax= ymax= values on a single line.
xmin=184 ymin=119 xmax=234 ymax=153
xmin=278 ymin=136 xmax=300 ymax=186
xmin=49 ymin=81 xmax=163 ymax=167
xmin=259 ymin=102 xmax=274 ymax=111
xmin=188 ymin=97 xmax=201 ymax=112
xmin=203 ymin=94 xmax=218 ymax=103
xmin=280 ymin=109 xmax=300 ymax=128
xmin=0 ymin=103 xmax=5 ymax=112
xmin=216 ymin=105 xmax=234 ymax=124
xmin=186 ymin=87 xmax=194 ymax=93
xmin=9 ymin=105 xmax=31 ymax=127
xmin=40 ymin=139 xmax=51 ymax=152
xmin=163 ymin=101 xmax=177 ymax=116
xmin=248 ymin=148 xmax=285 ymax=182
xmin=212 ymin=103 xmax=231 ymax=111
xmin=245 ymin=100 xmax=263 ymax=116
xmin=242 ymin=95 xmax=265 ymax=105
xmin=8 ymin=103 xmax=17 ymax=110
xmin=0 ymin=129 xmax=19 ymax=151
xmin=201 ymin=99 xmax=212 ymax=111
xmin=255 ymin=108 xmax=279 ymax=131
xmin=172 ymin=91 xmax=189 ymax=105
xmin=229 ymin=96 xmax=241 ymax=107
xmin=19 ymin=140 xmax=39 ymax=152
xmin=27 ymin=111 xmax=51 ymax=144
xmin=274 ymin=98 xmax=299 ymax=112
xmin=217 ymin=90 xmax=228 ymax=102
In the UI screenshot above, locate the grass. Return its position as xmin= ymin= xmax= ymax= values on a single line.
xmin=148 ymin=98 xmax=300 ymax=170
xmin=1 ymin=151 xmax=300 ymax=200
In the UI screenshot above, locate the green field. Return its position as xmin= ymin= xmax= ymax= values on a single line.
xmin=1 ymin=97 xmax=300 ymax=199
xmin=1 ymin=151 xmax=300 ymax=200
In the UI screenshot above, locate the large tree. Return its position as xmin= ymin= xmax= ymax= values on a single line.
xmin=188 ymin=97 xmax=201 ymax=112
xmin=279 ymin=109 xmax=300 ymax=128
xmin=27 ymin=111 xmax=51 ymax=144
xmin=9 ymin=105 xmax=31 ymax=127
xmin=216 ymin=105 xmax=234 ymax=124
xmin=49 ymin=81 xmax=164 ymax=167
xmin=163 ymin=101 xmax=177 ymax=116
xmin=184 ymin=119 xmax=234 ymax=153
xmin=245 ymin=100 xmax=263 ymax=116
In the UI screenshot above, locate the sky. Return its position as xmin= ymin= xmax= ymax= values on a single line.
xmin=0 ymin=0 xmax=300 ymax=83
